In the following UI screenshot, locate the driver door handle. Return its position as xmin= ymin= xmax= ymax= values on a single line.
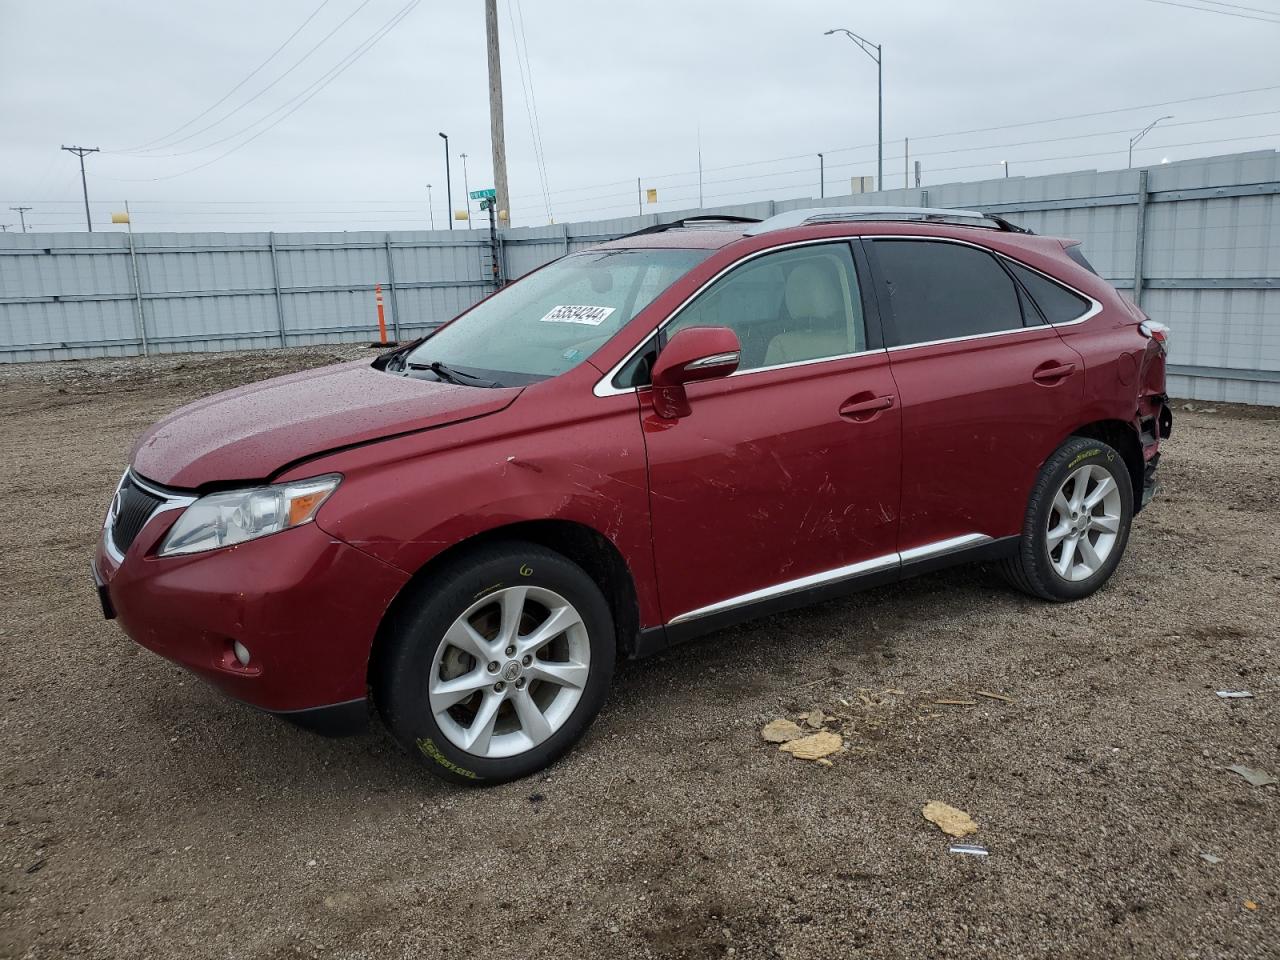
xmin=839 ymin=394 xmax=895 ymax=420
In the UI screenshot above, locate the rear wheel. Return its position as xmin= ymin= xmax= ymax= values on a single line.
xmin=1002 ymin=436 xmax=1134 ymax=601
xmin=375 ymin=542 xmax=615 ymax=784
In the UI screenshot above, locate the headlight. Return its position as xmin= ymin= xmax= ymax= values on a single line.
xmin=158 ymin=475 xmax=341 ymax=557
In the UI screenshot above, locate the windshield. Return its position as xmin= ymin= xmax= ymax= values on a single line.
xmin=403 ymin=248 xmax=710 ymax=383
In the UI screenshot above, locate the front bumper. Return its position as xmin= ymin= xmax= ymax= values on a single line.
xmin=93 ymin=507 xmax=409 ymax=717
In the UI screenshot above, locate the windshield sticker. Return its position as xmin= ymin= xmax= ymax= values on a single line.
xmin=538 ymin=304 xmax=616 ymax=326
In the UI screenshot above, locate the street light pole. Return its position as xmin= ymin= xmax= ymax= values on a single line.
xmin=1001 ymin=160 xmax=1009 ymax=178
xmin=1129 ymin=115 xmax=1173 ymax=168
xmin=818 ymin=153 xmax=824 ymax=198
xmin=825 ymin=28 xmax=882 ymax=190
xmin=426 ymin=184 xmax=434 ymax=230
xmin=438 ymin=132 xmax=453 ymax=230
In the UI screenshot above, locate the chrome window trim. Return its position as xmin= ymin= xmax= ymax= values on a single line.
xmin=667 ymin=533 xmax=993 ymax=626
xmin=592 ymin=237 xmax=875 ymax=398
xmin=592 ymin=234 xmax=1102 ymax=398
xmin=101 ymin=469 xmax=197 ymax=564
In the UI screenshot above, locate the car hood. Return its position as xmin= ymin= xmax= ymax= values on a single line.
xmin=131 ymin=360 xmax=522 ymax=488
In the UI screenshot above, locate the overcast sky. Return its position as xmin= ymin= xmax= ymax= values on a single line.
xmin=1 ymin=0 xmax=1278 ymax=233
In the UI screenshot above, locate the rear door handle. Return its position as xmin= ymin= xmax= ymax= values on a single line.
xmin=839 ymin=394 xmax=895 ymax=420
xmin=1032 ymin=361 xmax=1076 ymax=384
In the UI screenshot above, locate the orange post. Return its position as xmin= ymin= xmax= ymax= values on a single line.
xmin=374 ymin=283 xmax=388 ymax=345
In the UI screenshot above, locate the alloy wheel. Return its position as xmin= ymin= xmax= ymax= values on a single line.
xmin=427 ymin=585 xmax=591 ymax=758
xmin=1045 ymin=463 xmax=1123 ymax=582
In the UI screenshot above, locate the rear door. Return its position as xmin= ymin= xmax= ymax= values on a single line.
xmin=865 ymin=236 xmax=1085 ymax=557
xmin=641 ymin=240 xmax=902 ymax=627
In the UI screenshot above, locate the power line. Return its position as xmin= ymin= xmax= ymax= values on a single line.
xmin=100 ymin=1 xmax=420 ymax=183
xmin=1139 ymin=0 xmax=1280 ymax=22
xmin=117 ymin=0 xmax=337 ymax=152
xmin=116 ymin=0 xmax=378 ymax=157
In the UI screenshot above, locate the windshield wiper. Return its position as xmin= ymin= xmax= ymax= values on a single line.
xmin=407 ymin=360 xmax=501 ymax=388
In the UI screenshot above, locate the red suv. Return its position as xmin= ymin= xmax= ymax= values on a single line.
xmin=93 ymin=207 xmax=1172 ymax=784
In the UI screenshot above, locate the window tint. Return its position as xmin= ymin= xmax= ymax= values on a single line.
xmin=874 ymin=240 xmax=1025 ymax=345
xmin=1005 ymin=261 xmax=1092 ymax=325
xmin=664 ymin=243 xmax=865 ymax=372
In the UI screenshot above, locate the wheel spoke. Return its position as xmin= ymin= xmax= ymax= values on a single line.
xmin=1089 ymin=513 xmax=1120 ymax=534
xmin=1083 ymin=475 xmax=1116 ymax=510
xmin=1054 ymin=534 xmax=1078 ymax=578
xmin=517 ymin=604 xmax=583 ymax=656
xmin=429 ymin=667 xmax=492 ymax=711
xmin=462 ymin=690 xmax=503 ymax=754
xmin=1067 ymin=471 xmax=1087 ymax=512
xmin=512 ymin=688 xmax=554 ymax=745
xmin=497 ymin=586 xmax=529 ymax=648
xmin=443 ymin=617 xmax=495 ymax=662
xmin=1077 ymin=535 xmax=1102 ymax=573
xmin=1052 ymin=489 xmax=1071 ymax=520
xmin=1046 ymin=520 xmax=1072 ymax=549
xmin=527 ymin=659 xmax=589 ymax=690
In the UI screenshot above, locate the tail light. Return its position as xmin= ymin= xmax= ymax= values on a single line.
xmin=1139 ymin=320 xmax=1170 ymax=346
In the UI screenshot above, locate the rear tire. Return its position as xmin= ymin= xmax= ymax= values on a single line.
xmin=375 ymin=541 xmax=615 ymax=785
xmin=1001 ymin=436 xmax=1134 ymax=601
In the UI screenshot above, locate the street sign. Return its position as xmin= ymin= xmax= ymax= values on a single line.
xmin=470 ymin=188 xmax=496 ymax=200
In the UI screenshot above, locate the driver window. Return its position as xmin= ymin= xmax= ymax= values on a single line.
xmin=664 ymin=243 xmax=865 ymax=372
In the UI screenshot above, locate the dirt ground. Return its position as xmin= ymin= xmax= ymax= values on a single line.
xmin=1 ymin=346 xmax=1277 ymax=960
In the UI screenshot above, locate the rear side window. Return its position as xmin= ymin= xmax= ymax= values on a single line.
xmin=873 ymin=239 xmax=1024 ymax=346
xmin=1005 ymin=261 xmax=1092 ymax=324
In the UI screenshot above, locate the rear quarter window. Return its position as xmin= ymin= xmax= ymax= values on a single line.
xmin=1005 ymin=261 xmax=1092 ymax=324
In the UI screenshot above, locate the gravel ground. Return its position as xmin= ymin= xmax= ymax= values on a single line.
xmin=1 ymin=346 xmax=1277 ymax=960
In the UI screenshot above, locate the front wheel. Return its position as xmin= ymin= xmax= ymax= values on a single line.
xmin=375 ymin=542 xmax=616 ymax=785
xmin=1001 ymin=436 xmax=1134 ymax=601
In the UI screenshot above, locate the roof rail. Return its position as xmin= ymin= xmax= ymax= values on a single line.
xmin=743 ymin=206 xmax=1031 ymax=235
xmin=620 ymin=214 xmax=762 ymax=239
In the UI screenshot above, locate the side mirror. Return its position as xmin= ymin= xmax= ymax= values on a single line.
xmin=649 ymin=326 xmax=741 ymax=419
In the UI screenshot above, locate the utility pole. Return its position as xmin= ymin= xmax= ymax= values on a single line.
xmin=484 ymin=0 xmax=510 ymax=221
xmin=10 ymin=206 xmax=32 ymax=233
xmin=438 ymin=132 xmax=453 ymax=230
xmin=61 ymin=145 xmax=100 ymax=231
xmin=904 ymin=138 xmax=908 ymax=189
xmin=460 ymin=152 xmax=472 ymax=225
xmin=426 ymin=184 xmax=434 ymax=230
xmin=818 ymin=153 xmax=825 ymax=198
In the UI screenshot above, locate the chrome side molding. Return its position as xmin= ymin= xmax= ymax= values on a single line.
xmin=667 ymin=533 xmax=993 ymax=626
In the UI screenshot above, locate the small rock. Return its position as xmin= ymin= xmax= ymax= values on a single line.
xmin=1199 ymin=852 xmax=1223 ymax=864
xmin=779 ymin=730 xmax=842 ymax=761
xmin=805 ymin=708 xmax=827 ymax=728
xmin=922 ymin=801 xmax=979 ymax=838
xmin=1227 ymin=764 xmax=1277 ymax=787
xmin=760 ymin=718 xmax=804 ymax=743
xmin=306 ymin=859 xmax=318 ymax=867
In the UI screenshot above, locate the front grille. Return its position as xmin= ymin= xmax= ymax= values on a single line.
xmin=111 ymin=474 xmax=164 ymax=555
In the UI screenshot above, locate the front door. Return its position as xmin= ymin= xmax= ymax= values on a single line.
xmin=640 ymin=241 xmax=902 ymax=627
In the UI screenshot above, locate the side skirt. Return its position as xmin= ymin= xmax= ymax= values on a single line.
xmin=632 ymin=535 xmax=1019 ymax=658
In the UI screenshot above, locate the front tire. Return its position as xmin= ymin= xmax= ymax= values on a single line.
xmin=375 ymin=541 xmax=615 ymax=785
xmin=1002 ymin=436 xmax=1134 ymax=601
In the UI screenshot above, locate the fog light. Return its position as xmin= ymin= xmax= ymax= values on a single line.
xmin=232 ymin=641 xmax=251 ymax=667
